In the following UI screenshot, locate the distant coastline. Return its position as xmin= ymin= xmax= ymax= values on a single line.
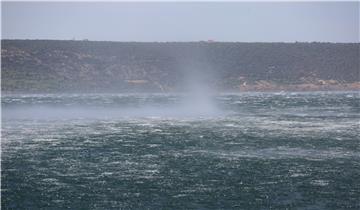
xmin=2 ymin=40 xmax=359 ymax=93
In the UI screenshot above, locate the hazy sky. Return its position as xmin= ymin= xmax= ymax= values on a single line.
xmin=2 ymin=2 xmax=359 ymax=42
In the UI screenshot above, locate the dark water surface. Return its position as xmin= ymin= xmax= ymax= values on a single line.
xmin=2 ymin=92 xmax=360 ymax=209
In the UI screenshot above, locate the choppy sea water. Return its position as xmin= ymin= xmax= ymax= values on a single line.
xmin=2 ymin=92 xmax=359 ymax=209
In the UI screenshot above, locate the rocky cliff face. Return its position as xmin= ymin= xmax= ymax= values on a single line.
xmin=2 ymin=40 xmax=359 ymax=93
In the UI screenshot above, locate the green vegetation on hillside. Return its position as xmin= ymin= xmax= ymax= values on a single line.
xmin=2 ymin=40 xmax=359 ymax=93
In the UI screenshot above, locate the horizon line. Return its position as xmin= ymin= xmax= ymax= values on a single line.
xmin=2 ymin=39 xmax=359 ymax=44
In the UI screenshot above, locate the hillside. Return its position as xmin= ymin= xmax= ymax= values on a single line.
xmin=1 ymin=40 xmax=359 ymax=93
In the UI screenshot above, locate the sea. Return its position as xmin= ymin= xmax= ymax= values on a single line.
xmin=1 ymin=91 xmax=359 ymax=209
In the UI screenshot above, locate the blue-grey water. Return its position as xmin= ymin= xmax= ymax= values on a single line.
xmin=2 ymin=92 xmax=359 ymax=209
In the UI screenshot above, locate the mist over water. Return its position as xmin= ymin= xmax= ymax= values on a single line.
xmin=180 ymin=63 xmax=220 ymax=116
xmin=2 ymin=92 xmax=222 ymax=120
xmin=3 ymin=62 xmax=221 ymax=120
xmin=2 ymin=103 xmax=222 ymax=120
xmin=2 ymin=83 xmax=222 ymax=120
